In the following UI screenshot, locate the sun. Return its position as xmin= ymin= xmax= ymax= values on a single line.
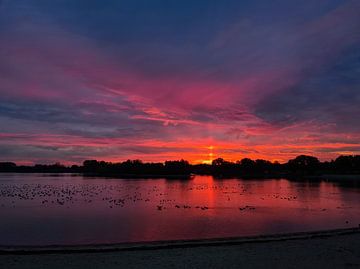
xmin=201 ymin=145 xmax=215 ymax=164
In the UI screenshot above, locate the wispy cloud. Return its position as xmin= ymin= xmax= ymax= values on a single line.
xmin=0 ymin=0 xmax=359 ymax=164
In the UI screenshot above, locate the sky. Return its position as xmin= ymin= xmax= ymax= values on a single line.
xmin=0 ymin=0 xmax=359 ymax=164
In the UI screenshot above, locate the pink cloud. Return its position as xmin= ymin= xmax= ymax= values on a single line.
xmin=0 ymin=1 xmax=359 ymax=164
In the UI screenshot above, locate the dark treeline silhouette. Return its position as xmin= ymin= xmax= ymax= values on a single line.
xmin=82 ymin=159 xmax=191 ymax=177
xmin=0 ymin=155 xmax=359 ymax=177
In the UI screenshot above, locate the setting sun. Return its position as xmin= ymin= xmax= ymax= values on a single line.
xmin=0 ymin=1 xmax=359 ymax=268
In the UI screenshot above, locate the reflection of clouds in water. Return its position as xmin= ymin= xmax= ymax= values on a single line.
xmin=0 ymin=174 xmax=359 ymax=245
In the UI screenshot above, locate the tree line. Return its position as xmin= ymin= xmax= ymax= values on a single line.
xmin=0 ymin=155 xmax=359 ymax=177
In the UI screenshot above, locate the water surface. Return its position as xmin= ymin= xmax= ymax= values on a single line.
xmin=0 ymin=173 xmax=359 ymax=246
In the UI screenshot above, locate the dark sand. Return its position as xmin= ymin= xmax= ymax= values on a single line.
xmin=1 ymin=228 xmax=360 ymax=269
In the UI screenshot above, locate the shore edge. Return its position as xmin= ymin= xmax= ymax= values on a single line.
xmin=1 ymin=227 xmax=360 ymax=255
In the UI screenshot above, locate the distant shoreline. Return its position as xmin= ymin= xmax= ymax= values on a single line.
xmin=1 ymin=155 xmax=359 ymax=177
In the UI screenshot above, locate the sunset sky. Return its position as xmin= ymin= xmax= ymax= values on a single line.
xmin=0 ymin=0 xmax=359 ymax=164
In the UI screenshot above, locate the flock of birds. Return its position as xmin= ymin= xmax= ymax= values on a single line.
xmin=0 ymin=184 xmax=163 ymax=209
xmin=0 ymin=179 xmax=357 ymax=230
xmin=0 ymin=181 xmax=329 ymax=213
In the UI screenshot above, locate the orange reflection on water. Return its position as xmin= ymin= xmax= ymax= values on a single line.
xmin=1 ymin=174 xmax=360 ymax=246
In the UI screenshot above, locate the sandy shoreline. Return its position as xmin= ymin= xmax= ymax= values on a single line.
xmin=1 ymin=227 xmax=360 ymax=254
xmin=1 ymin=227 xmax=360 ymax=268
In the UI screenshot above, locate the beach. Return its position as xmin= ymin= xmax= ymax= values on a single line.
xmin=1 ymin=228 xmax=360 ymax=269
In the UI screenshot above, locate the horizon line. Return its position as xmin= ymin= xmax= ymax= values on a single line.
xmin=1 ymin=154 xmax=359 ymax=167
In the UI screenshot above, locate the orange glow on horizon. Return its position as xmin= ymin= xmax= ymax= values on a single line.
xmin=1 ymin=132 xmax=359 ymax=165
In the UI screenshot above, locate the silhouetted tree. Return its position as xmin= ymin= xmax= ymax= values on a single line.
xmin=237 ymin=158 xmax=256 ymax=173
xmin=0 ymin=162 xmax=17 ymax=172
xmin=164 ymin=160 xmax=190 ymax=174
xmin=333 ymin=155 xmax=360 ymax=174
xmin=83 ymin=160 xmax=99 ymax=171
xmin=287 ymin=155 xmax=320 ymax=174
xmin=254 ymin=159 xmax=272 ymax=174
xmin=212 ymin=158 xmax=226 ymax=166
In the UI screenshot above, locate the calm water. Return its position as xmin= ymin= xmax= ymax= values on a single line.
xmin=0 ymin=173 xmax=359 ymax=246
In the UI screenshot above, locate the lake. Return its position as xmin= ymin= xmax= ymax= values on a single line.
xmin=0 ymin=173 xmax=359 ymax=246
